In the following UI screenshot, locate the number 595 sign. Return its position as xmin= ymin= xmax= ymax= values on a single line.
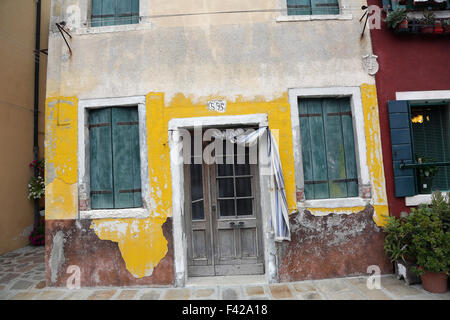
xmin=207 ymin=100 xmax=226 ymax=113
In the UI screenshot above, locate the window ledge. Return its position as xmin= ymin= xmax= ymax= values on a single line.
xmin=79 ymin=208 xmax=149 ymax=219
xmin=73 ymin=21 xmax=152 ymax=35
xmin=405 ymin=192 xmax=449 ymax=206
xmin=276 ymin=14 xmax=352 ymax=23
xmin=407 ymin=10 xmax=450 ymax=20
xmin=297 ymin=197 xmax=370 ymax=209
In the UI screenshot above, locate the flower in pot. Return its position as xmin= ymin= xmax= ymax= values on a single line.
xmin=408 ymin=204 xmax=450 ymax=293
xmin=443 ymin=19 xmax=450 ymax=34
xmin=420 ymin=11 xmax=435 ymax=33
xmin=416 ymin=155 xmax=439 ymax=194
xmin=385 ymin=8 xmax=409 ymax=32
xmin=434 ymin=19 xmax=444 ymax=34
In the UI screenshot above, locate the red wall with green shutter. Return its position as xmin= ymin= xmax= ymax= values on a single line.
xmin=367 ymin=0 xmax=450 ymax=216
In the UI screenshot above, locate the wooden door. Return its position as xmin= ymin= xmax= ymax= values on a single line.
xmin=185 ymin=134 xmax=264 ymax=277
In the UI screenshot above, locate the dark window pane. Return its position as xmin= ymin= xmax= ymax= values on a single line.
xmin=237 ymin=199 xmax=253 ymax=216
xmin=190 ymin=164 xmax=203 ymax=201
xmin=192 ymin=201 xmax=204 ymax=220
xmin=236 ymin=177 xmax=252 ymax=197
xmin=218 ymin=178 xmax=234 ymax=197
xmin=219 ymin=199 xmax=235 ymax=216
xmin=235 ymin=153 xmax=251 ymax=176
xmin=217 ymin=163 xmax=233 ymax=176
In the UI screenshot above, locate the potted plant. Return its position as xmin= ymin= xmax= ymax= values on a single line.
xmin=383 ymin=215 xmax=421 ymax=285
xmin=408 ymin=203 xmax=450 ymax=293
xmin=434 ymin=19 xmax=444 ymax=34
xmin=385 ymin=8 xmax=409 ymax=31
xmin=416 ymin=156 xmax=439 ymax=194
xmin=443 ymin=19 xmax=450 ymax=34
xmin=420 ymin=11 xmax=435 ymax=33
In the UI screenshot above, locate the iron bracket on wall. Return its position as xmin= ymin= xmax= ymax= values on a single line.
xmin=56 ymin=22 xmax=72 ymax=55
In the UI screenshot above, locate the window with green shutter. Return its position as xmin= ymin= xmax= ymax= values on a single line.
xmin=89 ymin=107 xmax=142 ymax=209
xmin=287 ymin=0 xmax=340 ymax=15
xmin=92 ymin=0 xmax=139 ymax=27
xmin=411 ymin=104 xmax=450 ymax=191
xmin=299 ymin=97 xmax=358 ymax=200
xmin=388 ymin=100 xmax=450 ymax=196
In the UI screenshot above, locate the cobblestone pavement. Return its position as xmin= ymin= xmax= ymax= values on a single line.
xmin=0 ymin=245 xmax=449 ymax=300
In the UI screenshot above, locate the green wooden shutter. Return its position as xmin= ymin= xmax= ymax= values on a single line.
xmin=89 ymin=108 xmax=114 ymax=209
xmin=299 ymin=97 xmax=358 ymax=200
xmin=311 ymin=0 xmax=339 ymax=15
xmin=131 ymin=0 xmax=139 ymax=24
xmin=388 ymin=100 xmax=416 ymax=197
xmin=91 ymin=0 xmax=102 ymax=27
xmin=287 ymin=0 xmax=312 ymax=15
xmin=339 ymin=98 xmax=358 ymax=197
xmin=101 ymin=0 xmax=116 ymax=26
xmin=111 ymin=107 xmax=142 ymax=208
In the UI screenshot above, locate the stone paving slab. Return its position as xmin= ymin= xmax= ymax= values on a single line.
xmin=0 ymin=245 xmax=448 ymax=300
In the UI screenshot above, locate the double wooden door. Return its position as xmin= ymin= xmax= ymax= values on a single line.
xmin=184 ymin=139 xmax=264 ymax=276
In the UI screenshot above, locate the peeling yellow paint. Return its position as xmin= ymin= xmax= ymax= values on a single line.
xmin=360 ymin=84 xmax=389 ymax=227
xmin=45 ymin=97 xmax=78 ymax=220
xmin=147 ymin=91 xmax=298 ymax=213
xmin=308 ymin=207 xmax=366 ymax=216
xmin=90 ymin=217 xmax=168 ymax=278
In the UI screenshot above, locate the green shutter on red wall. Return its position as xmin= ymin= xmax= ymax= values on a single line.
xmin=89 ymin=108 xmax=114 ymax=209
xmin=388 ymin=100 xmax=416 ymax=197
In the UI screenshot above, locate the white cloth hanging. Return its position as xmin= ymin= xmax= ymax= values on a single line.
xmin=211 ymin=127 xmax=291 ymax=241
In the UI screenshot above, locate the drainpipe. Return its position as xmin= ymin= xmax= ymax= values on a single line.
xmin=33 ymin=0 xmax=41 ymax=228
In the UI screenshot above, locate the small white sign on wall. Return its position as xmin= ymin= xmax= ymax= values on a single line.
xmin=207 ymin=100 xmax=226 ymax=113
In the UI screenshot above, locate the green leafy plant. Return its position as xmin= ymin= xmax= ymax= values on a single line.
xmin=431 ymin=191 xmax=450 ymax=233
xmin=28 ymin=159 xmax=45 ymax=200
xmin=421 ymin=10 xmax=436 ymax=26
xmin=405 ymin=205 xmax=450 ymax=276
xmin=385 ymin=8 xmax=408 ymax=29
xmin=416 ymin=155 xmax=439 ymax=178
xmin=383 ymin=215 xmax=410 ymax=262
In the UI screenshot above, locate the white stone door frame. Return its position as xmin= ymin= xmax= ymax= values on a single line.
xmin=168 ymin=114 xmax=278 ymax=287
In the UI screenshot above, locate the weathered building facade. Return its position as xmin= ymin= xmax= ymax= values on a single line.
xmin=45 ymin=0 xmax=391 ymax=287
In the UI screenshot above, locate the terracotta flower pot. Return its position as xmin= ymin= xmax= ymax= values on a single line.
xmin=434 ymin=21 xmax=443 ymax=34
xmin=420 ymin=271 xmax=448 ymax=293
xmin=397 ymin=18 xmax=409 ymax=31
xmin=421 ymin=25 xmax=434 ymax=33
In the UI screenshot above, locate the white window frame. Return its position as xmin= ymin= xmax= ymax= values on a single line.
xmin=77 ymin=95 xmax=151 ymax=219
xmin=289 ymin=86 xmax=371 ymax=209
xmin=275 ymin=0 xmax=352 ymax=22
xmin=396 ymin=90 xmax=450 ymax=206
xmin=68 ymin=0 xmax=152 ymax=35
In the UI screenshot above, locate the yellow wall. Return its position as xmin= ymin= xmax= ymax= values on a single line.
xmin=0 ymin=0 xmax=50 ymax=254
xmin=45 ymin=84 xmax=388 ymax=278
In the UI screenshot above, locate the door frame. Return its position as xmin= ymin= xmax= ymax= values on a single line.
xmin=168 ymin=114 xmax=277 ymax=287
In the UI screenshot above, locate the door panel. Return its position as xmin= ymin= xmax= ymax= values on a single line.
xmin=186 ymin=132 xmax=264 ymax=277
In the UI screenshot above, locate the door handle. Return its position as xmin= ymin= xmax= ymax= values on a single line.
xmin=238 ymin=221 xmax=244 ymax=226
xmin=229 ymin=222 xmax=235 ymax=227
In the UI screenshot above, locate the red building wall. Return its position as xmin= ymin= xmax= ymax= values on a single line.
xmin=368 ymin=0 xmax=450 ymax=216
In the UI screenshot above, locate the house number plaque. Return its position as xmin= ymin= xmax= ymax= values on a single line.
xmin=207 ymin=100 xmax=226 ymax=113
